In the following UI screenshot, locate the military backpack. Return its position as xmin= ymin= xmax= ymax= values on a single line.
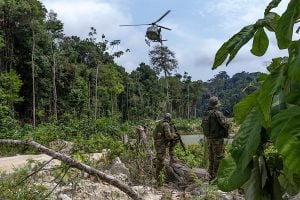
xmin=153 ymin=120 xmax=163 ymax=140
xmin=201 ymin=110 xmax=216 ymax=137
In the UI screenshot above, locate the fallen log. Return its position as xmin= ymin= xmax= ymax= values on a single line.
xmin=0 ymin=139 xmax=142 ymax=200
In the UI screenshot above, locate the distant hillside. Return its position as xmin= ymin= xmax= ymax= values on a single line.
xmin=197 ymin=71 xmax=260 ymax=117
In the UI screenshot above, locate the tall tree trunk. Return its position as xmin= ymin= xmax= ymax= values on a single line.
xmin=187 ymin=84 xmax=190 ymax=119
xmin=50 ymin=41 xmax=57 ymax=120
xmin=164 ymin=71 xmax=169 ymax=112
xmin=9 ymin=40 xmax=13 ymax=71
xmin=88 ymin=81 xmax=91 ymax=118
xmin=31 ymin=29 xmax=36 ymax=128
xmin=111 ymin=93 xmax=113 ymax=115
xmin=126 ymin=83 xmax=129 ymax=120
xmin=137 ymin=82 xmax=144 ymax=117
xmin=94 ymin=65 xmax=99 ymax=120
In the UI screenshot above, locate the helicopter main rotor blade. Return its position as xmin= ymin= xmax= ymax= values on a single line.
xmin=153 ymin=10 xmax=171 ymax=24
xmin=158 ymin=25 xmax=172 ymax=30
xmin=120 ymin=24 xmax=151 ymax=26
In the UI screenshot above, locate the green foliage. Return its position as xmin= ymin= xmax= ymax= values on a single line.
xmin=24 ymin=123 xmax=62 ymax=145
xmin=217 ymin=155 xmax=251 ymax=192
xmin=233 ymin=90 xmax=258 ymax=124
xmin=213 ymin=0 xmax=300 ymax=197
xmin=213 ymin=10 xmax=279 ymax=69
xmin=213 ymin=25 xmax=256 ymax=69
xmin=0 ymin=34 xmax=4 ymax=49
xmin=242 ymin=157 xmax=269 ymax=200
xmin=172 ymin=118 xmax=202 ymax=134
xmin=231 ymin=111 xmax=261 ymax=170
xmin=288 ymin=41 xmax=300 ymax=80
xmin=0 ymin=168 xmax=49 ymax=200
xmin=257 ymin=65 xmax=286 ymax=127
xmin=175 ymin=144 xmax=208 ymax=168
xmin=0 ymin=71 xmax=23 ymax=105
xmin=275 ymin=0 xmax=300 ymax=49
xmin=251 ymin=27 xmax=269 ymax=56
xmin=271 ymin=106 xmax=300 ymax=174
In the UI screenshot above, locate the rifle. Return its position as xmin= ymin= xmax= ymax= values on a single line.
xmin=171 ymin=123 xmax=186 ymax=153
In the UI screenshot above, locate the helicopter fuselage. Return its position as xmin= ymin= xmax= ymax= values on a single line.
xmin=146 ymin=26 xmax=161 ymax=41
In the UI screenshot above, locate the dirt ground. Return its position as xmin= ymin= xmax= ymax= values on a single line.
xmin=0 ymin=154 xmax=60 ymax=173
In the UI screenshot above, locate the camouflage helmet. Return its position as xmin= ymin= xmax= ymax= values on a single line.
xmin=164 ymin=113 xmax=172 ymax=120
xmin=209 ymin=96 xmax=221 ymax=107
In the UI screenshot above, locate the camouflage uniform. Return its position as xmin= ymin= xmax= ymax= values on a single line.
xmin=153 ymin=113 xmax=177 ymax=183
xmin=205 ymin=96 xmax=230 ymax=180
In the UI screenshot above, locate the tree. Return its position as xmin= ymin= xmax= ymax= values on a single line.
xmin=46 ymin=10 xmax=64 ymax=120
xmin=213 ymin=0 xmax=300 ymax=198
xmin=149 ymin=45 xmax=178 ymax=111
xmin=99 ymin=64 xmax=125 ymax=116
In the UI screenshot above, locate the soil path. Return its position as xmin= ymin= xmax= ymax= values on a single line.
xmin=0 ymin=154 xmax=60 ymax=173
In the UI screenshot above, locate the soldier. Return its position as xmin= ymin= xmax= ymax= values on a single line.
xmin=153 ymin=113 xmax=178 ymax=184
xmin=203 ymin=96 xmax=230 ymax=182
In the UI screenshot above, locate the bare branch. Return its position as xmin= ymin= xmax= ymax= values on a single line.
xmin=44 ymin=166 xmax=71 ymax=199
xmin=17 ymin=157 xmax=54 ymax=185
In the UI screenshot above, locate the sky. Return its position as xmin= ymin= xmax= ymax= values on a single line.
xmin=41 ymin=0 xmax=291 ymax=81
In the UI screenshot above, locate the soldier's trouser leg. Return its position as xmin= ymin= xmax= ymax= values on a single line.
xmin=155 ymin=153 xmax=165 ymax=184
xmin=208 ymin=139 xmax=224 ymax=179
xmin=208 ymin=140 xmax=214 ymax=178
xmin=168 ymin=141 xmax=177 ymax=163
xmin=154 ymin=140 xmax=166 ymax=184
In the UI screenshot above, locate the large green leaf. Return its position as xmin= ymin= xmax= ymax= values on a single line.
xmin=288 ymin=41 xmax=300 ymax=80
xmin=217 ymin=155 xmax=251 ymax=192
xmin=212 ymin=25 xmax=256 ymax=69
xmin=231 ymin=111 xmax=261 ymax=170
xmin=257 ymin=65 xmax=285 ymax=127
xmin=275 ymin=0 xmax=300 ymax=49
xmin=251 ymin=28 xmax=269 ymax=56
xmin=226 ymin=25 xmax=256 ymax=65
xmin=264 ymin=12 xmax=280 ymax=32
xmin=242 ymin=157 xmax=269 ymax=200
xmin=212 ymin=42 xmax=230 ymax=69
xmin=233 ymin=90 xmax=258 ymax=124
xmin=271 ymin=106 xmax=300 ymax=174
xmin=267 ymin=57 xmax=283 ymax=72
xmin=285 ymin=81 xmax=300 ymax=106
xmin=278 ymin=168 xmax=300 ymax=195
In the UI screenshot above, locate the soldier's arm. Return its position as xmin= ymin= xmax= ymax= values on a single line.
xmin=215 ymin=111 xmax=230 ymax=130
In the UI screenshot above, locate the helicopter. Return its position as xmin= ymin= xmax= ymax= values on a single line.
xmin=120 ymin=10 xmax=172 ymax=46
